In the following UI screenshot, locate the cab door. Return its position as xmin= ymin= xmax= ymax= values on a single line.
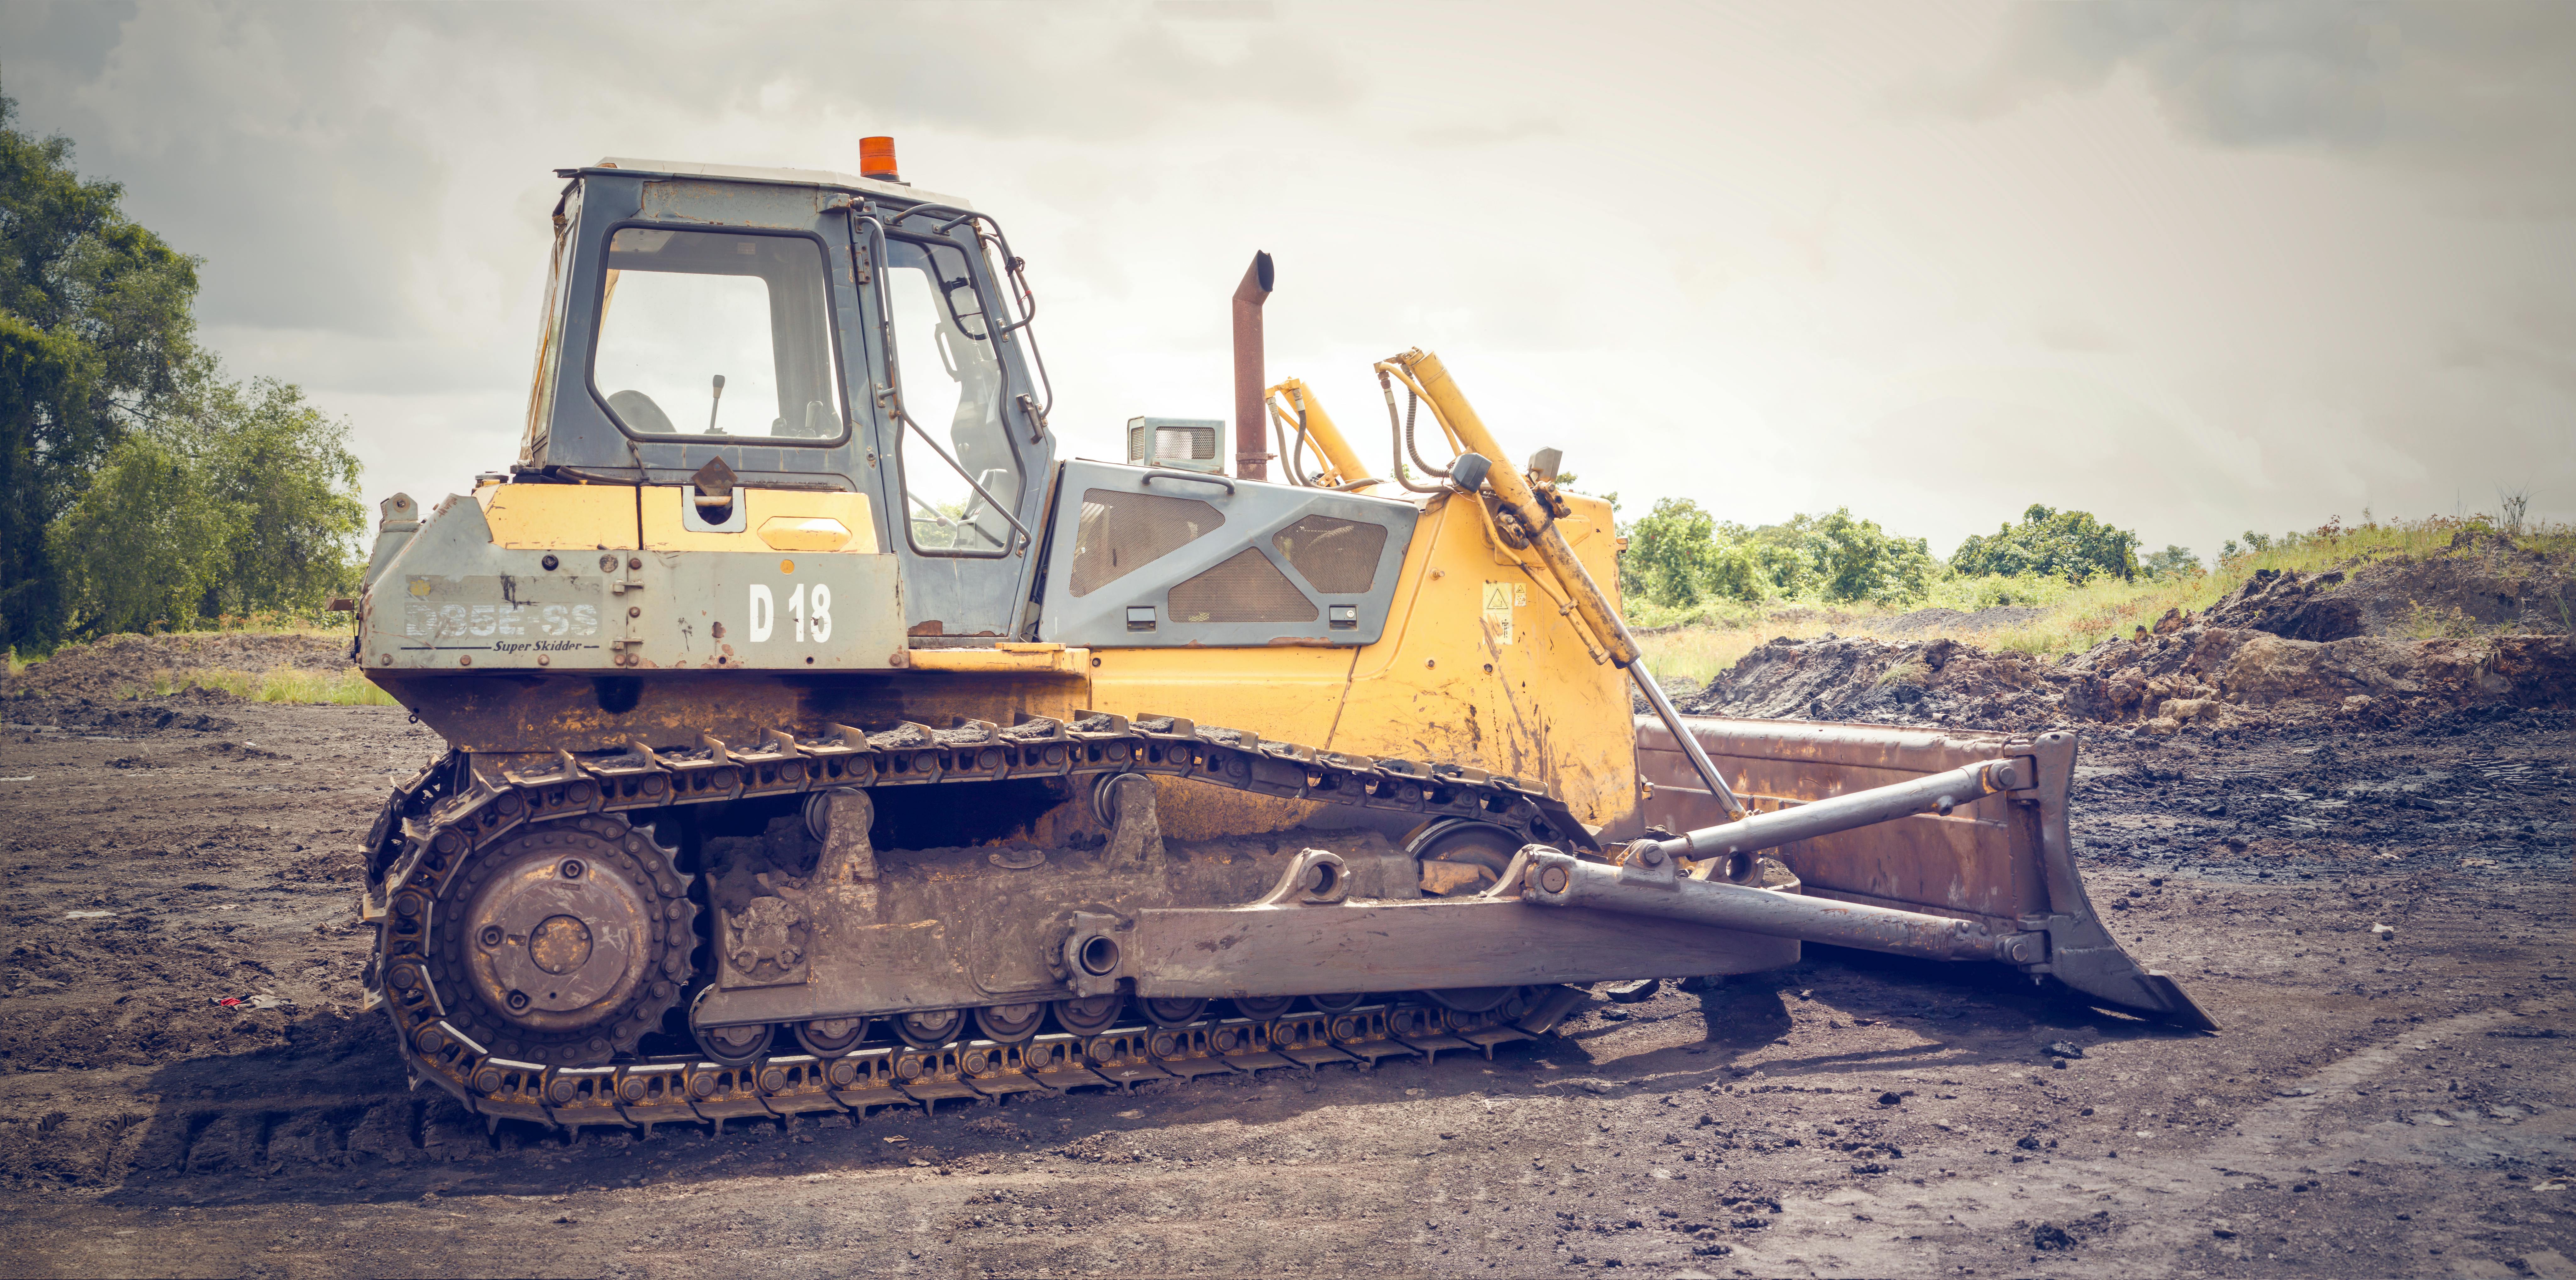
xmin=854 ymin=217 xmax=1055 ymax=642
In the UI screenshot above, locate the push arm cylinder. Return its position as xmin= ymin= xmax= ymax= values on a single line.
xmin=1393 ymin=349 xmax=1634 ymax=664
xmin=1630 ymin=757 xmax=2025 ymax=867
xmin=1387 ymin=347 xmax=1743 ymax=817
xmin=1521 ymin=846 xmax=2040 ymax=963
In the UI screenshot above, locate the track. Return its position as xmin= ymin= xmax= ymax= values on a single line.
xmin=362 ymin=711 xmax=1605 ymax=1131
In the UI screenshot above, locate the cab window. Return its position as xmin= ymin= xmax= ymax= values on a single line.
xmin=591 ymin=227 xmax=846 ymax=442
xmin=885 ymin=236 xmax=1020 ymax=554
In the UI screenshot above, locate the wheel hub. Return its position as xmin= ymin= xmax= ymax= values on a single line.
xmin=429 ymin=818 xmax=693 ymax=1066
xmin=465 ymin=847 xmax=651 ymax=1017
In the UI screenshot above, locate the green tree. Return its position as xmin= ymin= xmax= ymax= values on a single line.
xmin=1951 ymin=504 xmax=2141 ymax=584
xmin=1800 ymin=508 xmax=1935 ymax=603
xmin=2142 ymin=544 xmax=2201 ymax=579
xmin=1618 ymin=501 xmax=1934 ymax=608
xmin=46 ymin=365 xmax=364 ymax=637
xmin=1620 ymin=496 xmax=1721 ymax=608
xmin=3 ymin=88 xmax=203 ymax=647
xmin=45 ymin=433 xmax=235 ymax=635
xmin=186 ymin=372 xmax=364 ymax=616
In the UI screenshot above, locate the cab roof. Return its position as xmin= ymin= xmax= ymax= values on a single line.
xmin=574 ymin=156 xmax=975 ymax=211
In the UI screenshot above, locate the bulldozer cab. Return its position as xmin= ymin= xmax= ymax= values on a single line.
xmin=517 ymin=158 xmax=1056 ymax=641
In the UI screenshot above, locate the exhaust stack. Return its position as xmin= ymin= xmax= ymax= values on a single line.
xmin=1232 ymin=251 xmax=1274 ymax=480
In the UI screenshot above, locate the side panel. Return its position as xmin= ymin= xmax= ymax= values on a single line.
xmin=361 ymin=489 xmax=904 ymax=676
xmin=640 ymin=487 xmax=879 ymax=554
xmin=1036 ymin=460 xmax=1418 ymax=647
xmin=480 ymin=483 xmax=639 ymax=550
xmin=1084 ymin=490 xmax=1637 ymax=839
xmin=382 ymin=669 xmax=1091 ymax=756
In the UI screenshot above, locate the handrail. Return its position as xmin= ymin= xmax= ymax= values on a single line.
xmin=1141 ymin=469 xmax=1235 ymax=494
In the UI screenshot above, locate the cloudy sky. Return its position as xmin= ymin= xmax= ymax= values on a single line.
xmin=8 ymin=0 xmax=2571 ymax=563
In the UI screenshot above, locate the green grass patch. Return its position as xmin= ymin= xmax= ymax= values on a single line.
xmin=144 ymin=666 xmax=397 ymax=706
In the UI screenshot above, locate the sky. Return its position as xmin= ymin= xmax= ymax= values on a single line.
xmin=7 ymin=0 xmax=2572 ymax=565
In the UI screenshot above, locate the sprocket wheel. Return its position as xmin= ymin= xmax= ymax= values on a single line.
xmin=425 ymin=813 xmax=697 ymax=1067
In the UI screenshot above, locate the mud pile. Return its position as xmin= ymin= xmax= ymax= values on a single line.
xmin=1680 ymin=536 xmax=2576 ymax=733
xmin=2 ymin=631 xmax=351 ymax=702
xmin=1681 ymin=625 xmax=2574 ymax=733
xmin=2201 ymin=532 xmax=2571 ymax=642
xmin=1876 ymin=605 xmax=2048 ymax=635
xmin=1678 ymin=634 xmax=2074 ymax=729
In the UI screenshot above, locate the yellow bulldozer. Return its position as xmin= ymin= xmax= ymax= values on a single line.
xmin=350 ymin=141 xmax=2206 ymax=1129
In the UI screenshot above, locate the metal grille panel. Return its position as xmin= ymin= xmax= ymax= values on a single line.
xmin=1068 ymin=489 xmax=1226 ymax=598
xmin=1168 ymin=549 xmax=1318 ymax=624
xmin=1271 ymin=515 xmax=1388 ymax=594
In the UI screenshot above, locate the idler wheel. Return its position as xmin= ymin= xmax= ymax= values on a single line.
xmin=1051 ymin=995 xmax=1124 ymax=1035
xmin=1140 ymin=997 xmax=1208 ymax=1028
xmin=794 ymin=1016 xmax=872 ymax=1058
xmin=428 ymin=816 xmax=694 ymax=1068
xmin=1231 ymin=996 xmax=1295 ymax=1020
xmin=974 ymin=1003 xmax=1046 ymax=1044
xmin=894 ymin=1008 xmax=965 ymax=1050
xmin=1408 ymin=820 xmax=1521 ymax=897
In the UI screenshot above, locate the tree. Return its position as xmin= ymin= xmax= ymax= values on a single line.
xmin=1620 ymin=496 xmax=1722 ymax=608
xmin=45 ymin=433 xmax=235 ymax=636
xmin=186 ymin=372 xmax=364 ymax=616
xmin=2 ymin=89 xmax=203 ymax=648
xmin=1951 ymin=504 xmax=2141 ymax=584
xmin=1799 ymin=508 xmax=1935 ymax=603
xmin=1618 ymin=501 xmax=1935 ymax=609
xmin=46 ymin=364 xmax=364 ymax=637
xmin=2142 ymin=545 xmax=2201 ymax=579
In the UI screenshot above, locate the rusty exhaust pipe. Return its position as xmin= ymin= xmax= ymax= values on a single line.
xmin=1232 ymin=251 xmax=1274 ymax=481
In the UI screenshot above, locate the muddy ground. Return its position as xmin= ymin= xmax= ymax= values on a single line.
xmin=3 ymin=634 xmax=354 ymax=703
xmin=0 ymin=690 xmax=2570 ymax=1278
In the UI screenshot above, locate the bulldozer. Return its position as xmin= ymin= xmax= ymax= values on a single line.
xmin=349 ymin=141 xmax=2208 ymax=1129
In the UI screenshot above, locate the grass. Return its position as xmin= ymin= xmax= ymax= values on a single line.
xmin=1633 ymin=515 xmax=2572 ymax=688
xmin=137 ymin=666 xmax=398 ymax=706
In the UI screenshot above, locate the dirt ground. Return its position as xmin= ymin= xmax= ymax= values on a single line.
xmin=3 ymin=634 xmax=354 ymax=703
xmin=1 ymin=691 xmax=2570 ymax=1278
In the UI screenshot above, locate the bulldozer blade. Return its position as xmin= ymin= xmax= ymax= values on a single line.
xmin=1633 ymin=715 xmax=2217 ymax=1031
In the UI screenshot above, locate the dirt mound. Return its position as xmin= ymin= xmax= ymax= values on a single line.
xmin=2199 ymin=533 xmax=2570 ymax=642
xmin=1680 ymin=625 xmax=2576 ymax=733
xmin=1679 ymin=634 xmax=2073 ymax=730
xmin=1681 ymin=537 xmax=2576 ymax=734
xmin=1877 ymin=606 xmax=2048 ymax=635
xmin=2065 ymin=627 xmax=2575 ymax=730
xmin=3 ymin=632 xmax=350 ymax=702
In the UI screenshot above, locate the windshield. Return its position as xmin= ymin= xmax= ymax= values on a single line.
xmin=591 ymin=227 xmax=845 ymax=442
xmin=886 ymin=236 xmax=1020 ymax=554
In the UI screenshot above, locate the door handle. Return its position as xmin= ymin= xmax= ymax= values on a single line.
xmin=1140 ymin=470 xmax=1235 ymax=495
